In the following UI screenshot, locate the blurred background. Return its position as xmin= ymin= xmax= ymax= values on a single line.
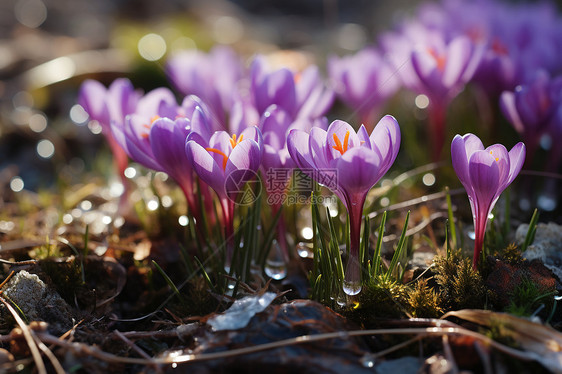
xmin=0 ymin=0 xmax=417 ymax=192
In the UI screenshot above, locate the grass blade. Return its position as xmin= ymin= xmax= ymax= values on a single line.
xmin=522 ymin=208 xmax=539 ymax=252
xmin=385 ymin=211 xmax=410 ymax=282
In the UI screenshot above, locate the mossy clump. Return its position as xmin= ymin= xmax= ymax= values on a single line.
xmin=434 ymin=249 xmax=486 ymax=311
xmin=345 ymin=275 xmax=410 ymax=326
xmin=408 ymin=278 xmax=443 ymax=318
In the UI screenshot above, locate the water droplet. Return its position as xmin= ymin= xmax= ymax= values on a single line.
xmin=360 ymin=353 xmax=376 ymax=368
xmin=336 ymin=288 xmax=347 ymax=307
xmin=265 ymin=240 xmax=287 ymax=280
xmin=467 ymin=230 xmax=475 ymax=240
xmin=296 ymin=242 xmax=313 ymax=258
xmin=342 ymin=280 xmax=361 ymax=296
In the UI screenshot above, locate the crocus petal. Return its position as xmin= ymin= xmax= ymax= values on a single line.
xmin=443 ymin=36 xmax=472 ymax=88
xmin=224 ymin=139 xmax=262 ymax=199
xmin=107 ymin=78 xmax=139 ymax=123
xmin=484 ymin=144 xmax=509 ymax=188
xmin=451 ymin=134 xmax=471 ymax=186
xmin=225 ymin=139 xmax=261 ymax=175
xmin=190 ymin=106 xmax=213 ymax=140
xmin=150 ymin=118 xmax=190 ymax=181
xmin=78 ymin=80 xmax=110 ymax=126
xmin=135 ymin=88 xmax=177 ymax=119
xmin=308 ymin=127 xmax=330 ymax=170
xmin=357 ymin=125 xmax=371 ymax=149
xmin=326 ymin=120 xmax=360 ymax=162
xmin=468 ymin=150 xmax=501 ymax=216
xmin=506 ymin=142 xmax=525 ymax=186
xmin=499 ymin=91 xmax=524 ymax=134
xmin=113 ymin=117 xmax=161 ymax=171
xmin=186 ymin=140 xmax=225 ymax=198
xmin=335 ymin=146 xmax=383 ymax=195
xmin=255 ymin=68 xmax=297 ymax=115
xmin=370 ymin=115 xmax=401 ymax=168
xmin=287 ymin=129 xmax=316 ymax=172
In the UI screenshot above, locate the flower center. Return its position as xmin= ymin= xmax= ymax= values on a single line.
xmin=427 ymin=48 xmax=446 ymax=71
xmin=332 ymin=130 xmax=350 ymax=155
xmin=141 ymin=115 xmax=161 ymax=139
xmin=489 ymin=150 xmax=499 ymax=162
xmin=206 ymin=133 xmax=244 ymax=171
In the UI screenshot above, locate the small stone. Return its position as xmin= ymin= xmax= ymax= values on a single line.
xmin=0 ymin=348 xmax=14 ymax=364
xmin=1 ymin=270 xmax=73 ymax=335
xmin=516 ymin=222 xmax=562 ymax=284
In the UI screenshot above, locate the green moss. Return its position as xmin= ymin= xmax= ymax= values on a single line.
xmin=345 ymin=275 xmax=410 ymax=326
xmin=505 ymin=277 xmax=556 ymax=317
xmin=434 ymin=249 xmax=485 ymax=311
xmin=408 ymin=278 xmax=443 ymax=318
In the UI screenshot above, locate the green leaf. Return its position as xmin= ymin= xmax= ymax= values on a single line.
xmin=385 ymin=211 xmax=410 ymax=282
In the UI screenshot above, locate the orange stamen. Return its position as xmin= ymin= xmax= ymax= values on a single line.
xmin=229 ymin=133 xmax=244 ymax=149
xmin=427 ymin=48 xmax=446 ymax=71
xmin=151 ymin=115 xmax=160 ymax=124
xmin=332 ymin=130 xmax=350 ymax=155
xmin=206 ymin=148 xmax=229 ymax=170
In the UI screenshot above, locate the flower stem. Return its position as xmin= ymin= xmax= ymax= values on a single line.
xmin=343 ymin=194 xmax=366 ymax=295
xmin=220 ymin=197 xmax=236 ymax=271
xmin=428 ymin=101 xmax=447 ymax=162
xmin=472 ymin=212 xmax=488 ymax=269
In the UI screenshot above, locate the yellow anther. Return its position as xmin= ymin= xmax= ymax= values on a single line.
xmin=229 ymin=133 xmax=244 ymax=149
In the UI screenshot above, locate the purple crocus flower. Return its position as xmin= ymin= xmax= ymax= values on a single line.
xmin=451 ymin=134 xmax=525 ymax=268
xmin=166 ymin=46 xmax=244 ymax=130
xmin=328 ymin=48 xmax=400 ymax=130
xmin=185 ymin=126 xmax=263 ymax=267
xmin=382 ymin=20 xmax=480 ymax=161
xmin=256 ymin=104 xmax=327 ymax=263
xmin=78 ymin=78 xmax=140 ymax=190
xmin=248 ymin=55 xmax=334 ymax=121
xmin=111 ymin=89 xmax=212 ymax=222
xmin=287 ymin=116 xmax=401 ymax=295
xmin=500 ymin=70 xmax=562 ymax=166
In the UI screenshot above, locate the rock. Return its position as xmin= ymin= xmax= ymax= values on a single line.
xmin=1 ymin=270 xmax=74 ymax=335
xmin=515 ymin=222 xmax=562 ymax=284
xmin=485 ymin=259 xmax=556 ymax=309
xmin=162 ymin=300 xmax=375 ymax=373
